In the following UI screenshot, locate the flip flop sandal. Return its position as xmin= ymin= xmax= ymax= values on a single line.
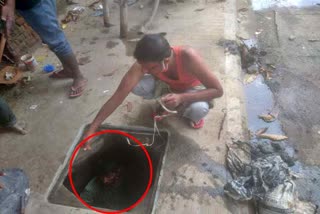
xmin=69 ymin=80 xmax=88 ymax=98
xmin=49 ymin=70 xmax=72 ymax=79
xmin=190 ymin=118 xmax=205 ymax=129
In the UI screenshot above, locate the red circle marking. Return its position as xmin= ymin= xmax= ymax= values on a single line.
xmin=68 ymin=129 xmax=153 ymax=213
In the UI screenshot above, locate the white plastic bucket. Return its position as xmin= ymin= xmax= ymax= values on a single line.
xmin=20 ymin=54 xmax=38 ymax=71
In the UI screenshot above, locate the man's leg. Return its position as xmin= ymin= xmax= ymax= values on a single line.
xmin=182 ymin=101 xmax=209 ymax=128
xmin=0 ymin=98 xmax=27 ymax=134
xmin=131 ymin=74 xmax=156 ymax=99
xmin=18 ymin=0 xmax=87 ymax=98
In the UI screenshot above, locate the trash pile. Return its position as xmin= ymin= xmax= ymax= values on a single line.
xmin=240 ymin=38 xmax=274 ymax=84
xmin=224 ymin=140 xmax=318 ymax=214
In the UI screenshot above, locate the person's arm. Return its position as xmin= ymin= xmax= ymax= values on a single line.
xmin=1 ymin=0 xmax=15 ymax=37
xmin=162 ymin=47 xmax=223 ymax=108
xmin=84 ymin=62 xmax=144 ymax=149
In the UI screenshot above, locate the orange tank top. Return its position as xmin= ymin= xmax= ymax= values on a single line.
xmin=154 ymin=46 xmax=201 ymax=92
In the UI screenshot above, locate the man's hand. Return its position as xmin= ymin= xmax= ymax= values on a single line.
xmin=82 ymin=129 xmax=95 ymax=151
xmin=1 ymin=2 xmax=15 ymax=37
xmin=161 ymin=93 xmax=184 ymax=109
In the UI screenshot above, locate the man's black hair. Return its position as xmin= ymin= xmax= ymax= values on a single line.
xmin=134 ymin=34 xmax=171 ymax=62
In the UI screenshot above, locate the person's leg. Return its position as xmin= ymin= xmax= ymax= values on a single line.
xmin=182 ymin=101 xmax=209 ymax=129
xmin=0 ymin=97 xmax=17 ymax=127
xmin=0 ymin=98 xmax=27 ymax=134
xmin=131 ymin=74 xmax=156 ymax=99
xmin=18 ymin=0 xmax=87 ymax=97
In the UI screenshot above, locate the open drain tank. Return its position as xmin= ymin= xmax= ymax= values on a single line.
xmin=47 ymin=125 xmax=169 ymax=213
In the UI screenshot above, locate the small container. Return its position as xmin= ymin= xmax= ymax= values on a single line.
xmin=20 ymin=54 xmax=38 ymax=72
xmin=43 ymin=64 xmax=55 ymax=73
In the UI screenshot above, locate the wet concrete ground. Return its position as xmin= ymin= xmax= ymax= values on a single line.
xmin=239 ymin=0 xmax=320 ymax=208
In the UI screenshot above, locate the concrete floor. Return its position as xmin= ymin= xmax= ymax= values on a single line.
xmin=0 ymin=0 xmax=249 ymax=213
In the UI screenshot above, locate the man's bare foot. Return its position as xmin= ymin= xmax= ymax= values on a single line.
xmin=69 ymin=78 xmax=88 ymax=98
xmin=11 ymin=121 xmax=27 ymax=135
xmin=49 ymin=69 xmax=73 ymax=79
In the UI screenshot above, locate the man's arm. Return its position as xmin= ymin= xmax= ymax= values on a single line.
xmin=162 ymin=47 xmax=223 ymax=108
xmin=84 ymin=62 xmax=144 ymax=148
xmin=1 ymin=0 xmax=15 ymax=37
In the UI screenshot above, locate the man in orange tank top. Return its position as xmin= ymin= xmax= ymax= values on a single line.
xmin=84 ymin=34 xmax=223 ymax=149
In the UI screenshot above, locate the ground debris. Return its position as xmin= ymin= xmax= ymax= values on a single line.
xmin=243 ymin=73 xmax=258 ymax=84
xmin=258 ymin=113 xmax=276 ymax=122
xmin=225 ymin=141 xmax=316 ymax=214
xmin=255 ymin=127 xmax=268 ymax=136
xmin=61 ymin=6 xmax=85 ymax=24
xmin=258 ymin=134 xmax=288 ymax=141
xmin=217 ymin=39 xmax=239 ymax=55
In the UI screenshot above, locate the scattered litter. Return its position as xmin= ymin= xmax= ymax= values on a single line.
xmin=255 ymin=29 xmax=263 ymax=35
xmin=255 ymin=127 xmax=268 ymax=136
xmin=0 ymin=66 xmax=23 ymax=84
xmin=29 ymin=105 xmax=38 ymax=110
xmin=259 ymin=67 xmax=273 ymax=80
xmin=258 ymin=134 xmax=288 ymax=141
xmin=258 ymin=180 xmax=296 ymax=214
xmin=218 ymin=39 xmax=239 ymax=55
xmin=61 ymin=6 xmax=85 ymax=24
xmin=21 ymin=75 xmax=32 ymax=85
xmin=258 ymin=113 xmax=276 ymax=122
xmin=103 ymin=90 xmax=109 ymax=93
xmin=61 ymin=24 xmax=67 ymax=29
xmin=243 ymin=73 xmax=258 ymax=84
xmin=246 ymin=63 xmax=259 ymax=74
xmin=78 ymin=56 xmax=91 ymax=65
xmin=43 ymin=64 xmax=55 ymax=73
xmin=194 ymin=8 xmax=205 ymax=12
xmin=4 ymin=71 xmax=14 ymax=80
xmin=289 ymin=35 xmax=296 ymax=41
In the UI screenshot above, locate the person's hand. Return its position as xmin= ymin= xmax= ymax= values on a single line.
xmin=1 ymin=3 xmax=15 ymax=37
xmin=161 ymin=93 xmax=183 ymax=109
xmin=82 ymin=129 xmax=95 ymax=151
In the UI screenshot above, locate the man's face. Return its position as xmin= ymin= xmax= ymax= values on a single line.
xmin=140 ymin=58 xmax=170 ymax=75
